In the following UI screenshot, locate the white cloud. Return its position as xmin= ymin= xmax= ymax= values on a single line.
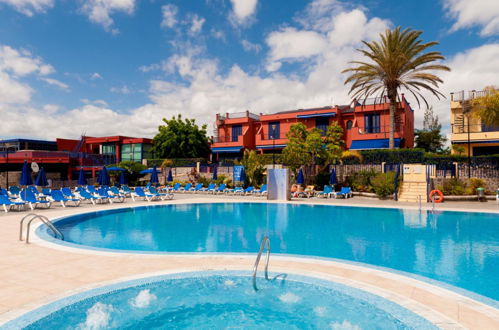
xmin=189 ymin=15 xmax=205 ymax=35
xmin=241 ymin=39 xmax=261 ymax=53
xmin=211 ymin=29 xmax=225 ymax=41
xmin=40 ymin=77 xmax=69 ymax=90
xmin=0 ymin=0 xmax=54 ymax=16
xmin=443 ymin=0 xmax=499 ymax=36
xmin=160 ymin=3 xmax=178 ymax=29
xmin=42 ymin=104 xmax=60 ymax=114
xmin=79 ymin=0 xmax=136 ymax=33
xmin=110 ymin=85 xmax=131 ymax=94
xmin=91 ymin=72 xmax=103 ymax=80
xmin=230 ymin=0 xmax=258 ymax=26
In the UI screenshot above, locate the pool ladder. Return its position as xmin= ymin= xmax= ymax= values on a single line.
xmin=252 ymin=236 xmax=271 ymax=291
xmin=19 ymin=213 xmax=64 ymax=244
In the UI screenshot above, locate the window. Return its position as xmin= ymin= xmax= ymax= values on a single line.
xmin=364 ymin=113 xmax=380 ymax=133
xmin=121 ymin=143 xmax=142 ymax=162
xmin=268 ymin=122 xmax=280 ymax=139
xmin=232 ymin=125 xmax=242 ymax=142
xmin=102 ymin=144 xmax=115 ymax=155
xmin=346 ymin=120 xmax=353 ymax=130
xmin=315 ymin=117 xmax=329 ymax=136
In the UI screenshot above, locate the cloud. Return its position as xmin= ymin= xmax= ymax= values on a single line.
xmin=241 ymin=39 xmax=261 ymax=53
xmin=0 ymin=0 xmax=54 ymax=16
xmin=91 ymin=72 xmax=103 ymax=80
xmin=40 ymin=77 xmax=69 ymax=90
xmin=160 ymin=3 xmax=178 ymax=29
xmin=189 ymin=14 xmax=205 ymax=35
xmin=211 ymin=29 xmax=225 ymax=41
xmin=110 ymin=85 xmax=131 ymax=94
xmin=443 ymin=0 xmax=499 ymax=36
xmin=79 ymin=0 xmax=136 ymax=33
xmin=229 ymin=0 xmax=258 ymax=26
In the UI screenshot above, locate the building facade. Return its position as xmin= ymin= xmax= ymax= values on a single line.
xmin=211 ymin=95 xmax=414 ymax=159
xmin=450 ymin=90 xmax=499 ymax=156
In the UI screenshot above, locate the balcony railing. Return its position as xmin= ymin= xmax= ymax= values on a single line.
xmin=212 ymin=136 xmax=241 ymax=143
xmin=451 ymin=123 xmax=499 ymax=134
xmin=450 ymin=90 xmax=489 ymax=102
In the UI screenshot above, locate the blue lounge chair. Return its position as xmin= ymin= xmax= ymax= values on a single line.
xmin=41 ymin=188 xmax=52 ymax=196
xmin=190 ymin=183 xmax=203 ymax=193
xmin=0 ymin=195 xmax=26 ymax=212
xmin=225 ymin=186 xmax=244 ymax=195
xmin=149 ymin=186 xmax=173 ymax=200
xmin=61 ymin=187 xmax=76 ymax=199
xmin=9 ymin=186 xmax=20 ymax=197
xmin=0 ymin=188 xmax=9 ymax=197
xmin=170 ymin=183 xmax=181 ymax=192
xmin=212 ymin=184 xmax=226 ymax=194
xmin=20 ymin=189 xmax=51 ymax=210
xmin=253 ymin=184 xmax=267 ymax=196
xmin=120 ymin=185 xmax=132 ymax=197
xmin=109 ymin=187 xmax=127 ymax=202
xmin=99 ymin=187 xmax=124 ymax=203
xmin=132 ymin=187 xmax=159 ymax=202
xmin=200 ymin=183 xmax=215 ymax=193
xmin=78 ymin=189 xmax=106 ymax=205
xmin=243 ymin=186 xmax=255 ymax=195
xmin=316 ymin=185 xmax=333 ymax=198
xmin=179 ymin=183 xmax=192 ymax=192
xmin=334 ymin=187 xmax=353 ymax=199
xmin=51 ymin=190 xmax=80 ymax=207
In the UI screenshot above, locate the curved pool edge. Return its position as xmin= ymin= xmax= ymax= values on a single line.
xmin=0 ymin=270 xmax=456 ymax=330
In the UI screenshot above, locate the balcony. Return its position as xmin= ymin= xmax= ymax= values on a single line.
xmin=451 ymin=123 xmax=499 ymax=134
xmin=450 ymin=90 xmax=488 ymax=102
xmin=451 ymin=124 xmax=499 ymax=143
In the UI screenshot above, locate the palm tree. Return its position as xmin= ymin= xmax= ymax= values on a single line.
xmin=343 ymin=27 xmax=450 ymax=149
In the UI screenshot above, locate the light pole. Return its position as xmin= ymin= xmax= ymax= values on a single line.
xmin=271 ymin=124 xmax=276 ymax=169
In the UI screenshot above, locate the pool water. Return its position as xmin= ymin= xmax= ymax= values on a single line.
xmin=4 ymin=272 xmax=436 ymax=329
xmin=41 ymin=203 xmax=499 ymax=302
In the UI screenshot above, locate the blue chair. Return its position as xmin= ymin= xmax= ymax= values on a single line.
xmin=78 ymin=189 xmax=106 ymax=205
xmin=200 ymin=183 xmax=215 ymax=193
xmin=212 ymin=184 xmax=226 ymax=194
xmin=190 ymin=183 xmax=203 ymax=193
xmin=41 ymin=188 xmax=52 ymax=196
xmin=170 ymin=183 xmax=181 ymax=192
xmin=120 ymin=185 xmax=132 ymax=197
xmin=334 ymin=187 xmax=353 ymax=199
xmin=179 ymin=183 xmax=192 ymax=192
xmin=109 ymin=187 xmax=127 ymax=202
xmin=9 ymin=186 xmax=20 ymax=197
xmin=316 ymin=185 xmax=333 ymax=198
xmin=20 ymin=189 xmax=51 ymax=210
xmin=243 ymin=186 xmax=255 ymax=195
xmin=0 ymin=188 xmax=9 ymax=197
xmin=0 ymin=194 xmax=26 ymax=212
xmin=253 ymin=184 xmax=267 ymax=196
xmin=225 ymin=186 xmax=244 ymax=195
xmin=149 ymin=186 xmax=173 ymax=200
xmin=51 ymin=190 xmax=80 ymax=207
xmin=61 ymin=187 xmax=77 ymax=199
xmin=132 ymin=187 xmax=159 ymax=202
xmin=87 ymin=185 xmax=98 ymax=194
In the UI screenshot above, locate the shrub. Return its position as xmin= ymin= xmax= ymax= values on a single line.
xmin=439 ymin=178 xmax=466 ymax=195
xmin=341 ymin=150 xmax=363 ymax=164
xmin=345 ymin=169 xmax=379 ymax=192
xmin=465 ymin=178 xmax=486 ymax=195
xmin=371 ymin=172 xmax=396 ymax=198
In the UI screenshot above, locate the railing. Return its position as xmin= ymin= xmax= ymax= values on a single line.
xmin=451 ymin=123 xmax=499 ymax=134
xmin=20 ymin=213 xmax=64 ymax=244
xmin=450 ymin=90 xmax=488 ymax=102
xmin=252 ymin=236 xmax=270 ymax=291
xmin=212 ymin=136 xmax=241 ymax=143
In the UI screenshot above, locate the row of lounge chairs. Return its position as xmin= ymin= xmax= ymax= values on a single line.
xmin=292 ymin=185 xmax=353 ymax=199
xmin=164 ymin=183 xmax=268 ymax=196
xmin=0 ymin=185 xmax=174 ymax=212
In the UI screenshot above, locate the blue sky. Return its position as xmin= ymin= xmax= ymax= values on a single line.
xmin=0 ymin=0 xmax=498 ymax=140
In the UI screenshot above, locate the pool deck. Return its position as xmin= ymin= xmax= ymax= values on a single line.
xmin=0 ymin=194 xmax=498 ymax=329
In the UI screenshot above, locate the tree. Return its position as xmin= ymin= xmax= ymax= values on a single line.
xmin=414 ymin=107 xmax=447 ymax=153
xmin=240 ymin=150 xmax=265 ymax=187
xmin=152 ymin=115 xmax=210 ymax=158
xmin=281 ymin=123 xmax=310 ymax=172
xmin=472 ymin=86 xmax=499 ymax=126
xmin=343 ymin=27 xmax=450 ymax=149
xmin=324 ymin=122 xmax=344 ymax=164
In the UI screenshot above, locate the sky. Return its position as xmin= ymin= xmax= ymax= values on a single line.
xmin=0 ymin=0 xmax=498 ymax=141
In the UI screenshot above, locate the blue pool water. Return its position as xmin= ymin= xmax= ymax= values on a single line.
xmin=41 ymin=203 xmax=499 ymax=302
xmin=3 ymin=271 xmax=436 ymax=329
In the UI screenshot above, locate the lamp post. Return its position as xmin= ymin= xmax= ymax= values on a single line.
xmin=271 ymin=124 xmax=276 ymax=169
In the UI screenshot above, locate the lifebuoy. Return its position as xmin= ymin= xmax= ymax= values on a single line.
xmin=429 ymin=190 xmax=444 ymax=203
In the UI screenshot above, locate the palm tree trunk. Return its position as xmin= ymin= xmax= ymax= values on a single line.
xmin=388 ymin=94 xmax=397 ymax=149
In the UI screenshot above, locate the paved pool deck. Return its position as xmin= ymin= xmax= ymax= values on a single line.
xmin=0 ymin=194 xmax=498 ymax=329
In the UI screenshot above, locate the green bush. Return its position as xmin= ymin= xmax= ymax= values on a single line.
xmin=371 ymin=172 xmax=396 ymax=198
xmin=438 ymin=178 xmax=466 ymax=195
xmin=465 ymin=178 xmax=486 ymax=195
xmin=345 ymin=169 xmax=379 ymax=192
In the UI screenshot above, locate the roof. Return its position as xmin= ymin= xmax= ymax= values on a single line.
xmin=0 ymin=138 xmax=56 ymax=145
xmin=275 ymin=106 xmax=337 ymax=115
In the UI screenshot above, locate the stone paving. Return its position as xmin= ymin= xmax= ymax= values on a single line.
xmin=0 ymin=194 xmax=498 ymax=328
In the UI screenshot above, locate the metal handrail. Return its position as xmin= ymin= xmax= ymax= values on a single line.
xmin=20 ymin=213 xmax=64 ymax=244
xmin=418 ymin=195 xmax=422 ymax=213
xmin=252 ymin=236 xmax=270 ymax=291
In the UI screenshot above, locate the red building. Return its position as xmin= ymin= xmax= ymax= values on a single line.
xmin=0 ymin=135 xmax=152 ymax=185
xmin=211 ymin=95 xmax=414 ymax=159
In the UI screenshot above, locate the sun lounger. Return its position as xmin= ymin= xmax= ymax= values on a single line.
xmin=316 ymin=185 xmax=334 ymax=198
xmin=179 ymin=183 xmax=192 ymax=192
xmin=190 ymin=183 xmax=203 ymax=193
xmin=120 ymin=185 xmax=132 ymax=197
xmin=20 ymin=189 xmax=51 ymax=210
xmin=9 ymin=186 xmax=20 ymax=197
xmin=225 ymin=186 xmax=243 ymax=195
xmin=51 ymin=190 xmax=81 ymax=207
xmin=78 ymin=189 xmax=107 ymax=205
xmin=200 ymin=183 xmax=215 ymax=193
xmin=170 ymin=183 xmax=182 ymax=192
xmin=101 ymin=187 xmax=125 ymax=203
xmin=212 ymin=184 xmax=226 ymax=194
xmin=149 ymin=186 xmax=173 ymax=200
xmin=334 ymin=187 xmax=353 ymax=199
xmin=243 ymin=186 xmax=255 ymax=195
xmin=41 ymin=188 xmax=52 ymax=196
xmin=253 ymin=184 xmax=267 ymax=196
xmin=132 ymin=187 xmax=160 ymax=202
xmin=0 ymin=195 xmax=26 ymax=212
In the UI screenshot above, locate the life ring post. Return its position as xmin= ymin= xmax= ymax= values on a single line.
xmin=429 ymin=189 xmax=444 ymax=203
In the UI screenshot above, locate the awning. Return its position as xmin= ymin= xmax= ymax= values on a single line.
xmin=211 ymin=147 xmax=242 ymax=153
xmin=350 ymin=138 xmax=401 ymax=150
xmin=256 ymin=144 xmax=287 ymax=149
xmin=296 ymin=112 xmax=336 ymax=119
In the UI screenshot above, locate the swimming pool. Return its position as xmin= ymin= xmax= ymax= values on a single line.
xmin=2 ymin=271 xmax=436 ymax=329
xmin=39 ymin=202 xmax=499 ymax=302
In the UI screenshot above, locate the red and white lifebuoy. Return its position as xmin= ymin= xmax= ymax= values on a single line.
xmin=429 ymin=190 xmax=444 ymax=203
